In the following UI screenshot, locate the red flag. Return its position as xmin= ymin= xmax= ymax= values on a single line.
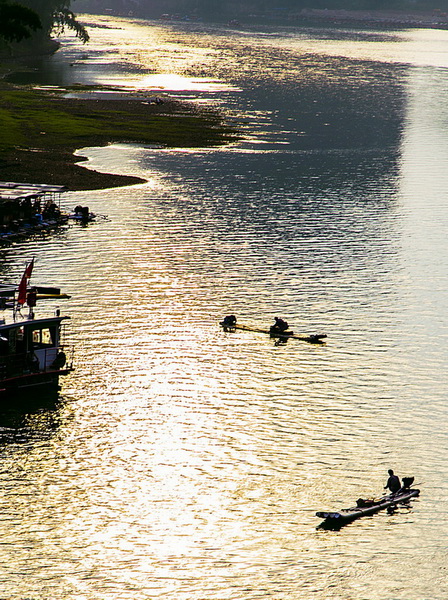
xmin=24 ymin=258 xmax=34 ymax=279
xmin=17 ymin=273 xmax=28 ymax=305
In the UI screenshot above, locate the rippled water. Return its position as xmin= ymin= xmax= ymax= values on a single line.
xmin=1 ymin=17 xmax=448 ymax=599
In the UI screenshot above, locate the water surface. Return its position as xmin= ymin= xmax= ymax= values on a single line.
xmin=1 ymin=17 xmax=447 ymax=600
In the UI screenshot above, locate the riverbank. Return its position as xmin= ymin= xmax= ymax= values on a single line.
xmin=0 ymin=83 xmax=238 ymax=191
xmin=295 ymin=8 xmax=448 ymax=30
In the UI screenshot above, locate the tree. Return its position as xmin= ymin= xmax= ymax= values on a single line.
xmin=0 ymin=0 xmax=41 ymax=43
xmin=52 ymin=7 xmax=89 ymax=43
xmin=0 ymin=0 xmax=89 ymax=48
xmin=7 ymin=0 xmax=90 ymax=47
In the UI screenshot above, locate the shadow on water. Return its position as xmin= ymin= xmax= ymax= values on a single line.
xmin=0 ymin=391 xmax=67 ymax=443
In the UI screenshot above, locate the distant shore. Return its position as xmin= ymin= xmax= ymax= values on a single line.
xmin=2 ymin=7 xmax=443 ymax=191
xmin=295 ymin=8 xmax=448 ymax=30
xmin=151 ymin=7 xmax=448 ymax=30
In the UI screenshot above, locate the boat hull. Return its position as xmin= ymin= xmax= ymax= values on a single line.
xmin=0 ymin=368 xmax=73 ymax=398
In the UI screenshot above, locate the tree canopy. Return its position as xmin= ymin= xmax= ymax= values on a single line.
xmin=52 ymin=7 xmax=90 ymax=44
xmin=0 ymin=0 xmax=89 ymax=47
xmin=0 ymin=0 xmax=41 ymax=43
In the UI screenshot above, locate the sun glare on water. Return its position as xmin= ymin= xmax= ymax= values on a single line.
xmin=137 ymin=73 xmax=238 ymax=92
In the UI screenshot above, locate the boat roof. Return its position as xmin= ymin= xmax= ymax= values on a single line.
xmin=0 ymin=285 xmax=16 ymax=298
xmin=0 ymin=181 xmax=67 ymax=202
xmin=0 ymin=315 xmax=70 ymax=331
xmin=0 ymin=282 xmax=70 ymax=329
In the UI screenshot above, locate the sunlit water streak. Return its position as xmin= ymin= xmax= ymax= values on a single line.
xmin=1 ymin=17 xmax=448 ymax=600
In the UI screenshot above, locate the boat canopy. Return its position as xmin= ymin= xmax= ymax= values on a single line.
xmin=0 ymin=182 xmax=67 ymax=197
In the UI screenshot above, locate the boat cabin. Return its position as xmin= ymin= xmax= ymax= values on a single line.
xmin=0 ymin=315 xmax=70 ymax=382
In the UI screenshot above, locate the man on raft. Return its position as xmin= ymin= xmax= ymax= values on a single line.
xmin=269 ymin=317 xmax=290 ymax=335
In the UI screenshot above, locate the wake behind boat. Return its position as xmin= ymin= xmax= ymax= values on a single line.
xmin=316 ymin=478 xmax=420 ymax=529
xmin=220 ymin=315 xmax=327 ymax=344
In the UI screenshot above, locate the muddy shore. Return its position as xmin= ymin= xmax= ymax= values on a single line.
xmin=0 ymin=86 xmax=238 ymax=192
xmin=2 ymin=8 xmax=443 ymax=192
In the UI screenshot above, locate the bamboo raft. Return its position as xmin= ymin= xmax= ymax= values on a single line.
xmin=316 ymin=487 xmax=420 ymax=529
xmin=220 ymin=321 xmax=327 ymax=344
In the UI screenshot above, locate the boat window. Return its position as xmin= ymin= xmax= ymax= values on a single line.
xmin=15 ymin=327 xmax=25 ymax=353
xmin=32 ymin=328 xmax=56 ymax=348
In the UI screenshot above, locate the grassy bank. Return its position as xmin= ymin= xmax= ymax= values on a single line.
xmin=0 ymin=83 xmax=238 ymax=191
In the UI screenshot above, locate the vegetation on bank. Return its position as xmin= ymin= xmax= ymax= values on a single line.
xmin=0 ymin=83 xmax=238 ymax=190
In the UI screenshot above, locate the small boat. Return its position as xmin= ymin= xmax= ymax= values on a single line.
xmin=316 ymin=485 xmax=420 ymax=529
xmin=0 ymin=260 xmax=74 ymax=398
xmin=69 ymin=205 xmax=96 ymax=223
xmin=220 ymin=317 xmax=327 ymax=345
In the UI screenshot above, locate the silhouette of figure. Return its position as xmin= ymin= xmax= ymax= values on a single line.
xmin=221 ymin=315 xmax=237 ymax=331
xmin=270 ymin=317 xmax=289 ymax=334
xmin=384 ymin=469 xmax=401 ymax=494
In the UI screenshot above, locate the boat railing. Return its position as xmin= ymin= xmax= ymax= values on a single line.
xmin=0 ymin=344 xmax=74 ymax=379
xmin=62 ymin=345 xmax=75 ymax=371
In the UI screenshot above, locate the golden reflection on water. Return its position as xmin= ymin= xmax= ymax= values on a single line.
xmin=136 ymin=73 xmax=238 ymax=92
xmin=1 ymin=16 xmax=448 ymax=600
xmin=269 ymin=26 xmax=448 ymax=69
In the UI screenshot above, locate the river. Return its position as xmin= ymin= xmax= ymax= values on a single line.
xmin=1 ymin=16 xmax=447 ymax=600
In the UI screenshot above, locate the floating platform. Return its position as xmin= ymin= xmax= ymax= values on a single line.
xmin=220 ymin=322 xmax=327 ymax=344
xmin=316 ymin=488 xmax=420 ymax=529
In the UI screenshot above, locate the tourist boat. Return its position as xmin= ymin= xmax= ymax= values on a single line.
xmin=316 ymin=484 xmax=420 ymax=529
xmin=0 ymin=181 xmax=69 ymax=246
xmin=0 ymin=260 xmax=74 ymax=398
xmin=220 ymin=318 xmax=327 ymax=344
